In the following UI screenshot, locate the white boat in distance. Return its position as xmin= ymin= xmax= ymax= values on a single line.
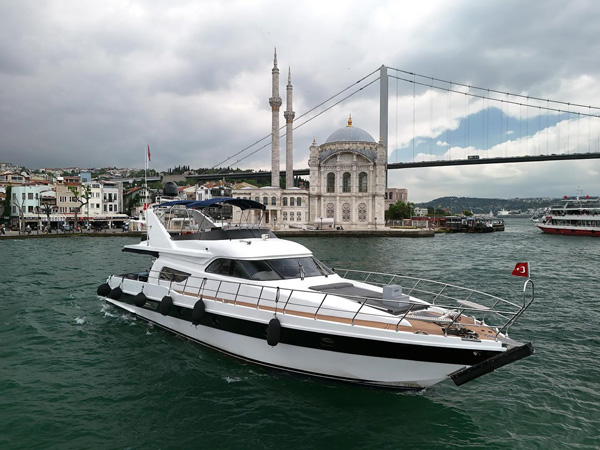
xmin=98 ymin=198 xmax=534 ymax=391
xmin=537 ymin=196 xmax=600 ymax=237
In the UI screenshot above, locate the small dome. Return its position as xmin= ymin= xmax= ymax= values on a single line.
xmin=325 ymin=116 xmax=376 ymax=144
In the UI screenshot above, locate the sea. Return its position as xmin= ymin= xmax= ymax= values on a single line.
xmin=1 ymin=219 xmax=598 ymax=450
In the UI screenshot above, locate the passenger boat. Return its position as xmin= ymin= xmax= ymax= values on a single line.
xmin=537 ymin=196 xmax=600 ymax=237
xmin=98 ymin=198 xmax=535 ymax=390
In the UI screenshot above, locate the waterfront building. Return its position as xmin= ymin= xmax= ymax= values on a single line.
xmin=55 ymin=176 xmax=82 ymax=217
xmin=385 ymin=188 xmax=408 ymax=209
xmin=0 ymin=172 xmax=30 ymax=186
xmin=308 ymin=116 xmax=387 ymax=230
xmin=10 ymin=185 xmax=46 ymax=226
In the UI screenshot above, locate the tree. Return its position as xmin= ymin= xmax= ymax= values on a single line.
xmin=39 ymin=204 xmax=56 ymax=232
xmin=69 ymin=185 xmax=92 ymax=231
xmin=385 ymin=200 xmax=415 ymax=221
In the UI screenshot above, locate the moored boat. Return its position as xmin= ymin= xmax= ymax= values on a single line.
xmin=98 ymin=198 xmax=535 ymax=390
xmin=536 ymin=196 xmax=600 ymax=237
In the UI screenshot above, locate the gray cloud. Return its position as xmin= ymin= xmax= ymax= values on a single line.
xmin=1 ymin=0 xmax=599 ymax=201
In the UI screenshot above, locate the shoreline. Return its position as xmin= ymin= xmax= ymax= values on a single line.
xmin=1 ymin=228 xmax=435 ymax=239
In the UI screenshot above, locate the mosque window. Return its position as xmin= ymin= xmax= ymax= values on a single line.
xmin=327 ymin=173 xmax=335 ymax=193
xmin=358 ymin=203 xmax=367 ymax=222
xmin=290 ymin=212 xmax=294 ymax=221
xmin=359 ymin=172 xmax=368 ymax=193
xmin=283 ymin=197 xmax=288 ymax=206
xmin=263 ymin=196 xmax=268 ymax=205
xmin=297 ymin=212 xmax=301 ymax=221
xmin=342 ymin=172 xmax=351 ymax=193
xmin=296 ymin=197 xmax=302 ymax=207
xmin=326 ymin=203 xmax=334 ymax=218
xmin=290 ymin=197 xmax=295 ymax=207
xmin=283 ymin=212 xmax=287 ymax=221
xmin=342 ymin=203 xmax=351 ymax=222
xmin=271 ymin=196 xmax=277 ymax=206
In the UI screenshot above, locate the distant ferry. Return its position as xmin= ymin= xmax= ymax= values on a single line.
xmin=536 ymin=196 xmax=600 ymax=237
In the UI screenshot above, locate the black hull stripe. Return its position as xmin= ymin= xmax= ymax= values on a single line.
xmin=138 ymin=313 xmax=426 ymax=391
xmin=117 ymin=295 xmax=500 ymax=366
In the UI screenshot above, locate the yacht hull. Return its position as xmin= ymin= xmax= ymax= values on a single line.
xmin=537 ymin=224 xmax=600 ymax=236
xmin=104 ymin=283 xmax=505 ymax=390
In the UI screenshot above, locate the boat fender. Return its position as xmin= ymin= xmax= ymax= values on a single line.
xmin=160 ymin=295 xmax=173 ymax=316
xmin=191 ymin=299 xmax=206 ymax=325
xmin=266 ymin=317 xmax=281 ymax=347
xmin=97 ymin=283 xmax=111 ymax=297
xmin=134 ymin=292 xmax=147 ymax=307
xmin=108 ymin=286 xmax=123 ymax=300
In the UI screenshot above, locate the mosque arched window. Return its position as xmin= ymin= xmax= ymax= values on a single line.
xmin=359 ymin=172 xmax=368 ymax=193
xmin=283 ymin=197 xmax=288 ymax=206
xmin=342 ymin=172 xmax=351 ymax=193
xmin=326 ymin=173 xmax=335 ymax=193
xmin=290 ymin=197 xmax=295 ymax=207
xmin=271 ymin=196 xmax=277 ymax=206
xmin=326 ymin=203 xmax=334 ymax=218
xmin=358 ymin=203 xmax=367 ymax=222
xmin=296 ymin=197 xmax=302 ymax=207
xmin=342 ymin=203 xmax=351 ymax=222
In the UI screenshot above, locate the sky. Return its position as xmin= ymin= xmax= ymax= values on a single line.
xmin=1 ymin=0 xmax=600 ymax=202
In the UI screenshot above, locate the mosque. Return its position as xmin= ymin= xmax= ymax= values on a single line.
xmin=232 ymin=51 xmax=386 ymax=230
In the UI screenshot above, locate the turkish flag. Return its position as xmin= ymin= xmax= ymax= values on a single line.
xmin=511 ymin=262 xmax=530 ymax=277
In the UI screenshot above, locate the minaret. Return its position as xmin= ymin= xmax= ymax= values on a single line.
xmin=269 ymin=49 xmax=282 ymax=188
xmin=284 ymin=67 xmax=295 ymax=189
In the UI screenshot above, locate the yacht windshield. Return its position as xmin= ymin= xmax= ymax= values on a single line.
xmin=206 ymin=257 xmax=333 ymax=280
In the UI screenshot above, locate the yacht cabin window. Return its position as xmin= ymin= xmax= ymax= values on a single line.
xmin=159 ymin=267 xmax=191 ymax=283
xmin=205 ymin=257 xmax=333 ymax=280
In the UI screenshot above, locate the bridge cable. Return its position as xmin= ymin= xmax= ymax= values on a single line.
xmin=389 ymin=74 xmax=600 ymax=119
xmin=211 ymin=77 xmax=381 ymax=171
xmin=199 ymin=68 xmax=380 ymax=174
xmin=388 ymin=67 xmax=600 ymax=112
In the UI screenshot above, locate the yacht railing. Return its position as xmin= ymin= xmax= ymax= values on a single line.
xmin=116 ymin=268 xmax=534 ymax=339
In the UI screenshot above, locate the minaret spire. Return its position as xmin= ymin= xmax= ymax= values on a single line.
xmin=269 ymin=48 xmax=282 ymax=188
xmin=284 ymin=66 xmax=295 ymax=189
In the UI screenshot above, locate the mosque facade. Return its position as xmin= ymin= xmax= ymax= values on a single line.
xmin=232 ymin=51 xmax=386 ymax=230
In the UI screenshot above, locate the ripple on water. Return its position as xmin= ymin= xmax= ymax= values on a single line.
xmin=1 ymin=228 xmax=599 ymax=449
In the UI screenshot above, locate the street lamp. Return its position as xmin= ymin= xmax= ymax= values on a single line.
xmin=320 ymin=217 xmax=323 ymax=230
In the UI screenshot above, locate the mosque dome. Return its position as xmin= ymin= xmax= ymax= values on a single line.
xmin=324 ymin=116 xmax=376 ymax=144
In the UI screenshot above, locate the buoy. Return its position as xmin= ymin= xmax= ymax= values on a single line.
xmin=97 ymin=283 xmax=111 ymax=296
xmin=191 ymin=299 xmax=205 ymax=325
xmin=160 ymin=295 xmax=173 ymax=316
xmin=266 ymin=317 xmax=281 ymax=346
xmin=134 ymin=292 xmax=147 ymax=307
xmin=108 ymin=286 xmax=123 ymax=299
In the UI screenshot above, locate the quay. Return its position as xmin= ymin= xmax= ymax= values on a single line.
xmin=0 ymin=228 xmax=434 ymax=239
xmin=274 ymin=228 xmax=434 ymax=237
xmin=0 ymin=230 xmax=144 ymax=240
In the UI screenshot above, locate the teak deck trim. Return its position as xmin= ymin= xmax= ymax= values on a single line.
xmin=173 ymin=288 xmax=498 ymax=341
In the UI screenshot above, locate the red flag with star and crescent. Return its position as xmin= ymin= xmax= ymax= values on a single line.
xmin=147 ymin=145 xmax=151 ymax=162
xmin=511 ymin=262 xmax=530 ymax=278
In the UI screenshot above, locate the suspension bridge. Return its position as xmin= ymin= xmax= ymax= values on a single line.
xmin=190 ymin=65 xmax=600 ymax=183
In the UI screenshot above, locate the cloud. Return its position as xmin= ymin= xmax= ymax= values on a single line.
xmin=1 ymin=0 xmax=600 ymax=201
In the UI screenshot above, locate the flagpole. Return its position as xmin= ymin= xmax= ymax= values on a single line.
xmin=144 ymin=146 xmax=148 ymax=212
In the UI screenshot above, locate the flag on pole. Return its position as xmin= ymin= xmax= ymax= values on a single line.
xmin=147 ymin=145 xmax=151 ymax=162
xmin=511 ymin=262 xmax=530 ymax=278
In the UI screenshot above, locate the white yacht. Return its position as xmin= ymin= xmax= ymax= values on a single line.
xmin=98 ymin=199 xmax=535 ymax=391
